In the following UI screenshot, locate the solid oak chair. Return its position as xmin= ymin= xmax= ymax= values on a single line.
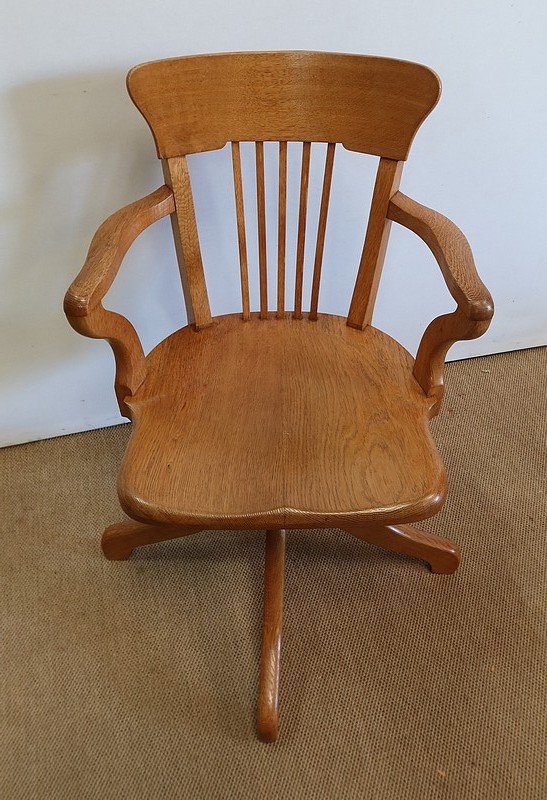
xmin=64 ymin=52 xmax=493 ymax=742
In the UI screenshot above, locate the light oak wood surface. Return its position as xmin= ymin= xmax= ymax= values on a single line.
xmin=277 ymin=140 xmax=288 ymax=317
xmin=309 ymin=142 xmax=336 ymax=320
xmin=118 ymin=314 xmax=445 ymax=529
xmin=387 ymin=192 xmax=494 ymax=411
xmin=64 ymin=186 xmax=174 ymax=318
xmin=257 ymin=530 xmax=286 ymax=742
xmin=127 ymin=52 xmax=440 ymax=159
xmin=255 ymin=141 xmax=268 ymax=318
xmin=231 ymin=141 xmax=251 ymax=320
xmin=293 ymin=141 xmax=311 ymax=319
xmin=162 ymin=157 xmax=213 ymax=329
xmin=64 ymin=51 xmax=493 ymax=742
xmin=347 ymin=158 xmax=403 ymax=329
xmin=64 ymin=186 xmax=175 ymax=414
xmin=342 ymin=523 xmax=460 ymax=574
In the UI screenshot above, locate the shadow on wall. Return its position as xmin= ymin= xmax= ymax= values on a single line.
xmin=0 ymin=69 xmax=161 ymax=413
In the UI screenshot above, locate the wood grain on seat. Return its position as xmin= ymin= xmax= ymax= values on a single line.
xmin=118 ymin=314 xmax=446 ymax=529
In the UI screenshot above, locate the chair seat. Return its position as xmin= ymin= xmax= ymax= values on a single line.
xmin=118 ymin=313 xmax=446 ymax=529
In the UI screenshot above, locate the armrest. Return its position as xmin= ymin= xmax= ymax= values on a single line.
xmin=387 ymin=192 xmax=494 ymax=414
xmin=64 ymin=186 xmax=175 ymax=416
xmin=64 ymin=185 xmax=174 ymax=317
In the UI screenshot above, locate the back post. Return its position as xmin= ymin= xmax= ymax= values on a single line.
xmin=347 ymin=158 xmax=404 ymax=329
xmin=162 ymin=157 xmax=213 ymax=330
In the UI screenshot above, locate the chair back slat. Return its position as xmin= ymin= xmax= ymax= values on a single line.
xmin=255 ymin=142 xmax=268 ymax=318
xmin=293 ymin=142 xmax=311 ymax=320
xmin=231 ymin=142 xmax=251 ymax=320
xmin=164 ymin=147 xmax=403 ymax=328
xmin=309 ymin=143 xmax=336 ymax=321
xmin=277 ymin=141 xmax=288 ymax=318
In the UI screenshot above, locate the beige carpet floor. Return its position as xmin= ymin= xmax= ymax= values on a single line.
xmin=1 ymin=347 xmax=546 ymax=799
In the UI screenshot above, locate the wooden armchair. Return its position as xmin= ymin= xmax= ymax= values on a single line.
xmin=64 ymin=52 xmax=493 ymax=742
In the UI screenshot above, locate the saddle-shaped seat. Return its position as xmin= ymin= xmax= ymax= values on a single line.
xmin=119 ymin=314 xmax=445 ymax=529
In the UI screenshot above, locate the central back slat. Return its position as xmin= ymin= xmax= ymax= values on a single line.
xmin=255 ymin=142 xmax=268 ymax=318
xmin=277 ymin=141 xmax=288 ymax=318
xmin=230 ymin=140 xmax=334 ymax=321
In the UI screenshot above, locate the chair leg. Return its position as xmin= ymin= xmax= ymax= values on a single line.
xmin=341 ymin=524 xmax=460 ymax=574
xmin=101 ymin=521 xmax=204 ymax=560
xmin=256 ymin=529 xmax=286 ymax=742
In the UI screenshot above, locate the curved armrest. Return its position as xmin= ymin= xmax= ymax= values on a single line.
xmin=64 ymin=186 xmax=175 ymax=416
xmin=65 ymin=185 xmax=175 ymax=317
xmin=387 ymin=192 xmax=494 ymax=414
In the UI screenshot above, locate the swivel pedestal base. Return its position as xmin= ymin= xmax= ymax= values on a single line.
xmin=102 ymin=521 xmax=460 ymax=742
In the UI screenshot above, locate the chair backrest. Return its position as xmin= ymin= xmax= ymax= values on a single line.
xmin=128 ymin=51 xmax=441 ymax=329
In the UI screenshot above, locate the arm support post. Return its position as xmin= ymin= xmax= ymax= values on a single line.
xmin=64 ymin=186 xmax=175 ymax=416
xmin=387 ymin=192 xmax=494 ymax=414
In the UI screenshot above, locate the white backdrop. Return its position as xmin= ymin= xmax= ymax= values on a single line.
xmin=1 ymin=0 xmax=545 ymax=447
